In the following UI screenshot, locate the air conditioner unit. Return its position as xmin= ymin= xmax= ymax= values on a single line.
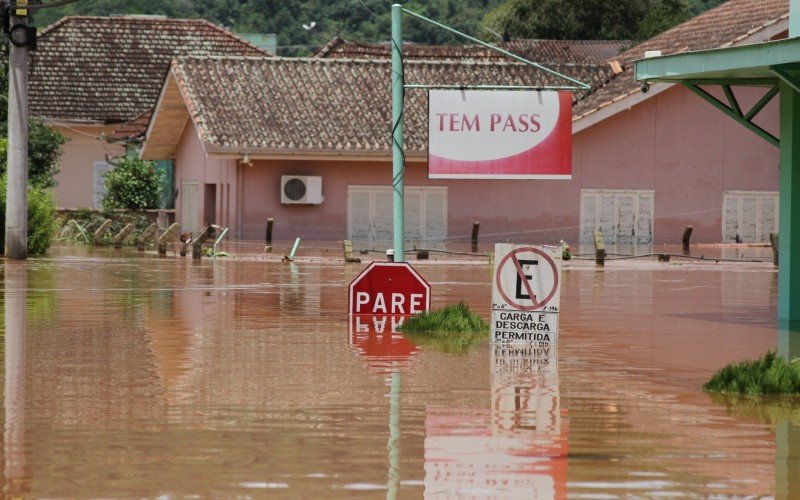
xmin=280 ymin=175 xmax=323 ymax=204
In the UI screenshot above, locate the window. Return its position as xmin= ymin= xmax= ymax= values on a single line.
xmin=92 ymin=161 xmax=113 ymax=209
xmin=580 ymin=189 xmax=654 ymax=244
xmin=722 ymin=191 xmax=778 ymax=243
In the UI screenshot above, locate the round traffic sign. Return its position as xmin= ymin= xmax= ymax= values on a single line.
xmin=494 ymin=247 xmax=559 ymax=311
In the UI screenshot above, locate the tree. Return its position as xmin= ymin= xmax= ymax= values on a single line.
xmin=0 ymin=119 xmax=67 ymax=189
xmin=484 ymin=0 xmax=691 ymax=41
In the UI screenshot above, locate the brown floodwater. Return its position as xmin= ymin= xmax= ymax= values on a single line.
xmin=0 ymin=244 xmax=796 ymax=498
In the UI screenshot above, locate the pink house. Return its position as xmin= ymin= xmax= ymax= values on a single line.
xmin=141 ymin=0 xmax=786 ymax=249
xmin=29 ymin=15 xmax=268 ymax=209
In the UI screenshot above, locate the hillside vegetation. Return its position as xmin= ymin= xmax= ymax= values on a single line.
xmin=33 ymin=0 xmax=726 ymax=54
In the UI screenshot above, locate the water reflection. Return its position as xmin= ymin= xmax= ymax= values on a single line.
xmin=349 ymin=315 xmax=419 ymax=371
xmin=4 ymin=262 xmax=28 ymax=497
xmin=424 ymin=344 xmax=564 ymax=498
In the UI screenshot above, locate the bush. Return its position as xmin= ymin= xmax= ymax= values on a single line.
xmin=0 ymin=175 xmax=58 ymax=255
xmin=102 ymin=157 xmax=163 ymax=211
xmin=401 ymin=301 xmax=489 ymax=333
xmin=704 ymin=351 xmax=800 ymax=395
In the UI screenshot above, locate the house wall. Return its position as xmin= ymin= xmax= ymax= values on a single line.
xmin=52 ymin=124 xmax=125 ymax=209
xmin=174 ymin=125 xmax=238 ymax=233
xmin=574 ymin=84 xmax=779 ymax=243
xmin=172 ymin=85 xmax=780 ymax=245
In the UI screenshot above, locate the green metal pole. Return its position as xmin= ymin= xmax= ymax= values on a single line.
xmin=391 ymin=3 xmax=405 ymax=262
xmin=778 ymin=80 xmax=800 ymax=322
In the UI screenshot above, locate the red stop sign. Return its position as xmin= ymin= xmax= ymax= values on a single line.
xmin=348 ymin=262 xmax=431 ymax=315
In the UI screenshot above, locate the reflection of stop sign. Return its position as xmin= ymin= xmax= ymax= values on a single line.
xmin=349 ymin=262 xmax=431 ymax=315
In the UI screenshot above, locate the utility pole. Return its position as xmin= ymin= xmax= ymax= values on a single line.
xmin=5 ymin=1 xmax=29 ymax=259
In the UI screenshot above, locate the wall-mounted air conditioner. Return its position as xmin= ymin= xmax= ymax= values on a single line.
xmin=280 ymin=175 xmax=323 ymax=204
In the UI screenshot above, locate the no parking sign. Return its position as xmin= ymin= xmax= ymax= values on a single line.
xmin=491 ymin=244 xmax=561 ymax=344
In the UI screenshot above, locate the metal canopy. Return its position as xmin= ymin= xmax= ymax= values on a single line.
xmin=633 ymin=35 xmax=800 ymax=324
xmin=635 ymin=36 xmax=800 ymax=84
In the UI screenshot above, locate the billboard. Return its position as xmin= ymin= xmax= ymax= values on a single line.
xmin=428 ymin=90 xmax=572 ymax=179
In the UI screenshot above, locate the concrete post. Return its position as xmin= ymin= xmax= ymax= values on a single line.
xmin=5 ymin=13 xmax=29 ymax=259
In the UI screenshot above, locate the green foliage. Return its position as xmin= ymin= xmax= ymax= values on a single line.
xmin=101 ymin=157 xmax=164 ymax=211
xmin=34 ymin=0 xmax=505 ymax=52
xmin=704 ymin=351 xmax=800 ymax=395
xmin=27 ymin=120 xmax=68 ymax=189
xmin=0 ymin=120 xmax=68 ymax=189
xmin=401 ymin=301 xmax=489 ymax=333
xmin=484 ymin=0 xmax=691 ymax=41
xmin=688 ymin=0 xmax=724 ymax=15
xmin=0 ymin=175 xmax=58 ymax=255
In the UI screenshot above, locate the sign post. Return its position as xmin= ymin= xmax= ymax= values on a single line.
xmin=491 ymin=244 xmax=562 ymax=345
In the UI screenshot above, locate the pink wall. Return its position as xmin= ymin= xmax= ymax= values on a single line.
xmin=53 ymin=124 xmax=125 ymax=209
xmin=174 ymin=126 xmax=238 ymax=233
xmin=173 ymin=84 xmax=779 ymax=245
xmin=574 ymin=84 xmax=779 ymax=243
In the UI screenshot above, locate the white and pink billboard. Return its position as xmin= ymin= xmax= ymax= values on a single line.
xmin=428 ymin=90 xmax=572 ymax=179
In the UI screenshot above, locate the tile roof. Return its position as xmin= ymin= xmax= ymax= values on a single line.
xmin=144 ymin=0 xmax=790 ymax=156
xmin=573 ymin=0 xmax=789 ymax=119
xmin=30 ymin=16 xmax=269 ymax=124
xmin=166 ymin=56 xmax=597 ymax=155
xmin=315 ymin=36 xmax=630 ymax=66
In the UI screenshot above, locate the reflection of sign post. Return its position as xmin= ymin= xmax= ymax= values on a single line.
xmin=349 ymin=262 xmax=431 ymax=315
xmin=492 ymin=244 xmax=561 ymax=344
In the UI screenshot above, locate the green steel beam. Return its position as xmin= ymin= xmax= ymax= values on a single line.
xmin=391 ymin=3 xmax=405 ymax=261
xmin=678 ymin=78 xmax=776 ymax=86
xmin=404 ymin=84 xmax=581 ymax=90
xmin=744 ymin=85 xmax=779 ymax=121
xmin=722 ymin=85 xmax=742 ymax=117
xmin=684 ymin=83 xmax=779 ymax=147
xmin=635 ymin=37 xmax=800 ymax=83
xmin=401 ymin=7 xmax=590 ymax=91
xmin=773 ymin=67 xmax=800 ymax=96
xmin=778 ymin=81 xmax=800 ymax=321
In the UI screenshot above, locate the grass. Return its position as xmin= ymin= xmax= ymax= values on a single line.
xmin=399 ymin=301 xmax=490 ymax=355
xmin=704 ymin=351 xmax=800 ymax=395
xmin=401 ymin=301 xmax=489 ymax=333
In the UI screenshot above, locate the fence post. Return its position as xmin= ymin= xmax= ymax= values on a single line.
xmin=113 ymin=224 xmax=134 ymax=248
xmin=594 ymin=230 xmax=606 ymax=266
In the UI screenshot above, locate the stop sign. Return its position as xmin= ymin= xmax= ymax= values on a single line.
xmin=348 ymin=262 xmax=431 ymax=315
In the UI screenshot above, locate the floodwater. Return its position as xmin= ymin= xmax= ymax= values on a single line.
xmin=0 ymin=244 xmax=796 ymax=498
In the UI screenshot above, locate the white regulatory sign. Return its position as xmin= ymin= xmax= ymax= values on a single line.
xmin=491 ymin=244 xmax=561 ymax=344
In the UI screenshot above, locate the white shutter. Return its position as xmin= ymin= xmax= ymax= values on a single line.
xmin=423 ymin=189 xmax=447 ymax=242
xmin=740 ymin=196 xmax=758 ymax=242
xmin=348 ymin=189 xmax=372 ymax=243
xmin=404 ymin=190 xmax=422 ymax=245
xmin=636 ymin=194 xmax=654 ymax=243
xmin=373 ymin=190 xmax=394 ymax=244
xmin=579 ymin=192 xmax=598 ymax=243
xmin=581 ymin=189 xmax=655 ymax=244
xmin=722 ymin=194 xmax=739 ymax=242
xmin=760 ymin=196 xmax=777 ymax=240
xmin=616 ymin=195 xmax=636 ymax=245
xmin=723 ymin=191 xmax=779 ymax=243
